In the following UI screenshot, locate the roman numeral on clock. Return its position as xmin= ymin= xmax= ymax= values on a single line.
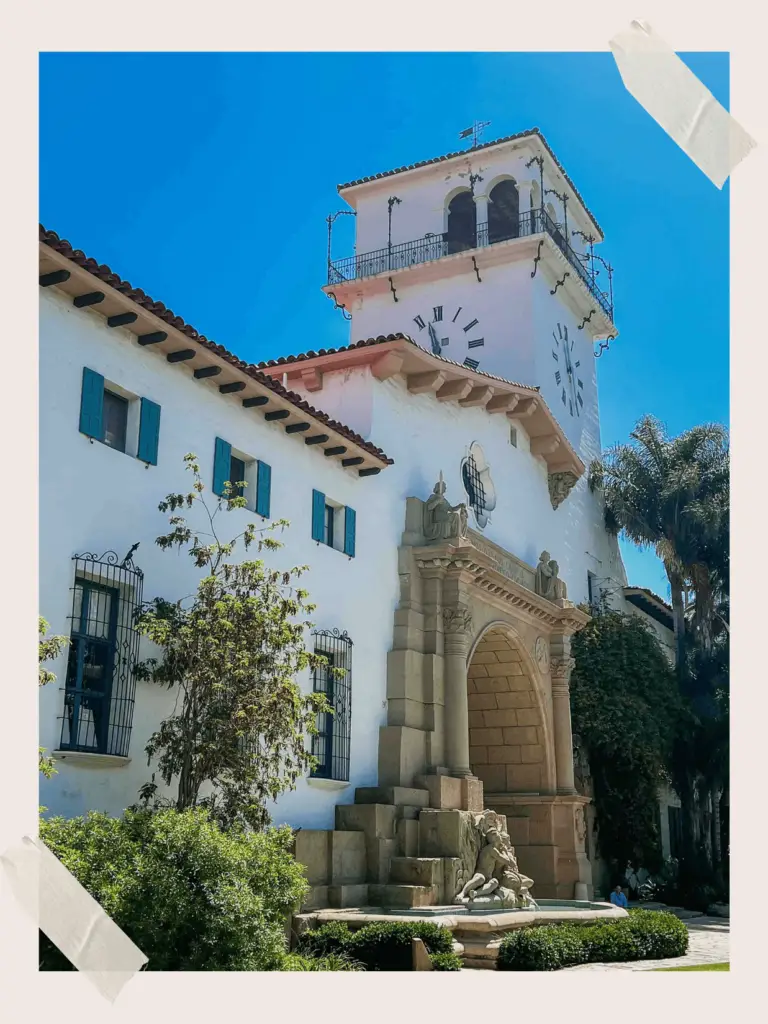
xmin=413 ymin=315 xmax=426 ymax=330
xmin=463 ymin=319 xmax=479 ymax=333
xmin=555 ymin=370 xmax=561 ymax=385
xmin=433 ymin=306 xmax=443 ymax=321
xmin=467 ymin=338 xmax=484 ymax=349
xmin=577 ymin=392 xmax=584 ymax=406
xmin=552 ymin=350 xmax=559 ymax=361
xmin=452 ymin=307 xmax=463 ymax=323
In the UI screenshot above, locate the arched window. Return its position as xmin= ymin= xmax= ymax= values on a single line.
xmin=446 ymin=190 xmax=476 ymax=254
xmin=488 ymin=179 xmax=520 ymax=244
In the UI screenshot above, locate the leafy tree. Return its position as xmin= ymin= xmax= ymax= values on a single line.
xmin=39 ymin=807 xmax=309 ymax=970
xmin=38 ymin=617 xmax=68 ymax=778
xmin=570 ymin=607 xmax=680 ymax=875
xmin=135 ymin=453 xmax=330 ymax=830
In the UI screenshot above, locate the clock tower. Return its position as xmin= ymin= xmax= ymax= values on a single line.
xmin=323 ymin=129 xmax=616 ymax=463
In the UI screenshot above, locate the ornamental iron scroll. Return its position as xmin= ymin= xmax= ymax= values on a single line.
xmin=59 ymin=549 xmax=144 ymax=758
xmin=461 ymin=441 xmax=496 ymax=529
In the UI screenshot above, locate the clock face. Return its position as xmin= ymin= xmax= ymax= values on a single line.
xmin=412 ymin=304 xmax=484 ymax=371
xmin=551 ymin=322 xmax=584 ymax=419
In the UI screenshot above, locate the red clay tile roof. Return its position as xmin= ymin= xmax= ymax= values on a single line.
xmin=624 ymin=586 xmax=673 ymax=613
xmin=256 ymin=334 xmax=540 ymax=393
xmin=337 ymin=127 xmax=604 ymax=239
xmin=39 ymin=226 xmax=393 ymax=467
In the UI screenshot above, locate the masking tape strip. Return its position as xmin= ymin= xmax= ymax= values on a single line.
xmin=610 ymin=20 xmax=756 ymax=188
xmin=1 ymin=835 xmax=148 ymax=1001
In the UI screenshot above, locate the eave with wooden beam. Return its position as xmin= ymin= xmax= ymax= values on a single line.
xmin=38 ymin=241 xmax=392 ymax=478
xmin=257 ymin=335 xmax=584 ymax=487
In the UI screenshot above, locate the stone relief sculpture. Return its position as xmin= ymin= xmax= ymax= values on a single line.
xmin=534 ymin=551 xmax=568 ymax=601
xmin=454 ymin=811 xmax=537 ymax=910
xmin=423 ymin=472 xmax=469 ymax=543
xmin=548 ymin=470 xmax=579 ymax=511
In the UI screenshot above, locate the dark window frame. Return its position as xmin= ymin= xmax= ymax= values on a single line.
xmin=59 ymin=551 xmax=144 ymax=758
xmin=310 ymin=630 xmax=353 ymax=783
xmin=102 ymin=388 xmax=129 ymax=453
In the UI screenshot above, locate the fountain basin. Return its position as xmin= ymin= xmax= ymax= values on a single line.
xmin=293 ymin=900 xmax=628 ymax=970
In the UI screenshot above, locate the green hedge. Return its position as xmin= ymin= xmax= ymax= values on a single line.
xmin=497 ymin=910 xmax=689 ymax=971
xmin=39 ymin=808 xmax=309 ymax=971
xmin=297 ymin=920 xmax=455 ymax=971
xmin=280 ymin=952 xmax=364 ymax=971
xmin=429 ymin=951 xmax=463 ymax=971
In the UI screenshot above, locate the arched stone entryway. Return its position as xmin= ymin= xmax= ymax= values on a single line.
xmin=378 ymin=494 xmax=594 ymax=899
xmin=467 ymin=626 xmax=554 ymax=795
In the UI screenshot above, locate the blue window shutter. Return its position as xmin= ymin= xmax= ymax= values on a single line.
xmin=137 ymin=398 xmax=161 ymax=465
xmin=256 ymin=461 xmax=271 ymax=518
xmin=311 ymin=489 xmax=326 ymax=542
xmin=213 ymin=437 xmax=231 ymax=496
xmin=79 ymin=367 xmax=104 ymax=439
xmin=343 ymin=506 xmax=356 ymax=558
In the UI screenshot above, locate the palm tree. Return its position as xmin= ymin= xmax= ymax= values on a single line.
xmin=590 ymin=415 xmax=728 ymax=665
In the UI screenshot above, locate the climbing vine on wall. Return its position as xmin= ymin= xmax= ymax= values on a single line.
xmin=570 ymin=607 xmax=680 ymax=876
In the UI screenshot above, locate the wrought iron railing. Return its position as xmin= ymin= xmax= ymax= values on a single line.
xmin=310 ymin=628 xmax=353 ymax=783
xmin=58 ymin=549 xmax=143 ymax=758
xmin=328 ymin=208 xmax=614 ymax=321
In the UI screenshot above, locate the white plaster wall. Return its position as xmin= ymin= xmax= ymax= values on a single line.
xmin=350 ymin=139 xmax=597 ymax=255
xmin=39 ymin=287 xmax=396 ymax=830
xmin=289 ymin=364 xmax=627 ymax=610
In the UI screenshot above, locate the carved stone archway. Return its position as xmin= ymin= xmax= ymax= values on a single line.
xmin=380 ymin=495 xmax=593 ymax=898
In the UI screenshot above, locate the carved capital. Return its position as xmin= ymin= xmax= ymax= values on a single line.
xmin=548 ymin=471 xmax=579 ymax=511
xmin=442 ymin=605 xmax=474 ymax=636
xmin=550 ymin=655 xmax=575 ymax=692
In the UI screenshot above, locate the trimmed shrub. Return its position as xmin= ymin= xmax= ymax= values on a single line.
xmin=296 ymin=921 xmax=354 ymax=958
xmin=497 ymin=924 xmax=587 ymax=971
xmin=497 ymin=910 xmax=688 ymax=971
xmin=280 ymin=952 xmax=363 ymax=971
xmin=347 ymin=921 xmax=454 ymax=971
xmin=39 ymin=808 xmax=309 ymax=971
xmin=297 ymin=920 xmax=454 ymax=971
xmin=429 ymin=951 xmax=463 ymax=971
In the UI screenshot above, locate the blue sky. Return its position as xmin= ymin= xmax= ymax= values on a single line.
xmin=40 ymin=52 xmax=729 ymax=598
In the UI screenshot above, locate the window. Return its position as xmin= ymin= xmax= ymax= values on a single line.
xmin=229 ymin=454 xmax=246 ymax=499
xmin=312 ymin=489 xmax=356 ymax=556
xmin=79 ymin=367 xmax=161 ymax=465
xmin=587 ymin=571 xmax=602 ymax=611
xmin=310 ymin=629 xmax=353 ymax=782
xmin=103 ymin=390 xmax=128 ymax=452
xmin=509 ymin=425 xmax=518 ymax=448
xmin=212 ymin=437 xmax=271 ymax=517
xmin=59 ymin=550 xmax=144 ymax=757
xmin=446 ymin=190 xmax=476 ymax=254
xmin=324 ymin=503 xmax=335 ymax=548
xmin=488 ymin=179 xmax=520 ymax=244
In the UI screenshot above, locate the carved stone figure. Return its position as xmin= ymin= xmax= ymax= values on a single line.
xmin=424 ymin=472 xmax=468 ymax=543
xmin=454 ymin=810 xmax=537 ymax=910
xmin=548 ymin=470 xmax=579 ymax=511
xmin=534 ymin=551 xmax=567 ymax=601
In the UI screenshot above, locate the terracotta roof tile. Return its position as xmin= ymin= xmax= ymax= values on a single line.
xmin=337 ymin=127 xmax=604 ymax=239
xmin=39 ymin=226 xmax=393 ymax=467
xmin=256 ymin=334 xmax=540 ymax=393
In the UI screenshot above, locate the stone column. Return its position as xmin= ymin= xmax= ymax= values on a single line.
xmin=442 ymin=605 xmax=474 ymax=778
xmin=473 ymin=193 xmax=489 ymax=237
xmin=550 ymin=634 xmax=576 ymax=795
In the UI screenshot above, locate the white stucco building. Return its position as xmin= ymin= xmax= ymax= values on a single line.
xmin=39 ymin=129 xmax=676 ymax=898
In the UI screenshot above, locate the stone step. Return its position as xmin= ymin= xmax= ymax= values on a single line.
xmin=355 ymin=786 xmax=431 ymax=808
xmin=389 ymin=857 xmax=443 ymax=887
xmin=396 ymin=818 xmax=419 ymax=857
xmin=335 ymin=803 xmax=398 ymax=839
xmin=328 ymin=884 xmax=369 ymax=909
xmin=368 ymin=883 xmax=440 ymax=909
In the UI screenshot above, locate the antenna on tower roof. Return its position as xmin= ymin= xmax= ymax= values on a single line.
xmin=459 ymin=120 xmax=492 ymax=149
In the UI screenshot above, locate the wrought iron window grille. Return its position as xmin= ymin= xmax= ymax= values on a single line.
xmin=328 ymin=207 xmax=614 ymax=322
xmin=58 ymin=549 xmax=144 ymax=758
xmin=310 ymin=629 xmax=353 ymax=783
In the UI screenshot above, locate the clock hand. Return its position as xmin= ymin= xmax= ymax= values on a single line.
xmin=427 ymin=322 xmax=441 ymax=356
